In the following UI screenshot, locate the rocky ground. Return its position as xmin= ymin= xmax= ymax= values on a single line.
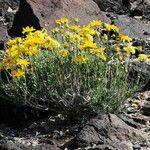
xmin=0 ymin=0 xmax=150 ymax=150
xmin=0 ymin=91 xmax=150 ymax=150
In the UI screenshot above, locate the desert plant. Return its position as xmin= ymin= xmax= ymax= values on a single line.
xmin=0 ymin=18 xmax=149 ymax=113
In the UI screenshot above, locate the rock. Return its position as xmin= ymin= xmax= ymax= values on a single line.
xmin=65 ymin=114 xmax=149 ymax=149
xmin=9 ymin=0 xmax=110 ymax=36
xmin=130 ymin=0 xmax=150 ymax=20
xmin=0 ymin=26 xmax=9 ymax=50
xmin=113 ymin=15 xmax=150 ymax=40
xmin=93 ymin=0 xmax=130 ymax=15
xmin=0 ymin=137 xmax=60 ymax=150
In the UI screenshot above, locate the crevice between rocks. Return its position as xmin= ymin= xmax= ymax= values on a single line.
xmin=8 ymin=0 xmax=41 ymax=37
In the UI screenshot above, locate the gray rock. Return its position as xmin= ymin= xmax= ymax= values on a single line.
xmin=65 ymin=114 xmax=149 ymax=149
xmin=113 ymin=15 xmax=150 ymax=40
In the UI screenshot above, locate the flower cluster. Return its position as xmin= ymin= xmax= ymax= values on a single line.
xmin=0 ymin=18 xmax=149 ymax=78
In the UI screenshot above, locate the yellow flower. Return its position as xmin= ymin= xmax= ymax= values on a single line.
xmin=114 ymin=45 xmax=121 ymax=52
xmin=124 ymin=45 xmax=136 ymax=54
xmin=137 ymin=54 xmax=149 ymax=62
xmin=25 ymin=46 xmax=39 ymax=56
xmin=118 ymin=54 xmax=124 ymax=61
xmin=82 ymin=34 xmax=93 ymax=42
xmin=16 ymin=59 xmax=30 ymax=68
xmin=73 ymin=55 xmax=88 ymax=63
xmin=6 ymin=37 xmax=23 ymax=46
xmin=69 ymin=34 xmax=81 ymax=43
xmin=88 ymin=20 xmax=102 ymax=27
xmin=69 ymin=25 xmax=80 ymax=31
xmin=80 ymin=26 xmax=98 ymax=35
xmin=136 ymin=46 xmax=142 ymax=52
xmin=51 ymin=27 xmax=59 ymax=34
xmin=59 ymin=49 xmax=69 ymax=58
xmin=64 ymin=42 xmax=70 ymax=48
xmin=91 ymin=47 xmax=106 ymax=61
xmin=55 ymin=18 xmax=69 ymax=25
xmin=11 ymin=69 xmax=25 ymax=78
xmin=2 ymin=57 xmax=15 ymax=69
xmin=104 ymin=24 xmax=119 ymax=33
xmin=73 ymin=18 xmax=79 ymax=23
xmin=47 ymin=38 xmax=60 ymax=50
xmin=118 ymin=34 xmax=132 ymax=42
xmin=78 ymin=41 xmax=97 ymax=50
xmin=22 ymin=26 xmax=36 ymax=34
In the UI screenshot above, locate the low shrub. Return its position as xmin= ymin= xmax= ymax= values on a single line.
xmin=0 ymin=18 xmax=149 ymax=113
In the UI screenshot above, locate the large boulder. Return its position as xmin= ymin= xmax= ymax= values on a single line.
xmin=8 ymin=0 xmax=110 ymax=36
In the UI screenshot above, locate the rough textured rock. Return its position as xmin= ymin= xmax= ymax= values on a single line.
xmin=93 ymin=0 xmax=130 ymax=14
xmin=130 ymin=0 xmax=150 ymax=19
xmin=25 ymin=0 xmax=110 ymax=27
xmin=0 ymin=139 xmax=60 ymax=150
xmin=113 ymin=15 xmax=150 ymax=40
xmin=65 ymin=114 xmax=149 ymax=149
xmin=0 ymin=0 xmax=110 ymax=41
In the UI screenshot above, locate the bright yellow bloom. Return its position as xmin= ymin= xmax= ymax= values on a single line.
xmin=82 ymin=34 xmax=93 ymax=42
xmin=6 ymin=37 xmax=23 ymax=46
xmin=16 ymin=59 xmax=30 ymax=68
xmin=64 ymin=42 xmax=70 ymax=48
xmin=69 ymin=25 xmax=80 ymax=31
xmin=104 ymin=24 xmax=119 ymax=33
xmin=11 ymin=69 xmax=25 ymax=78
xmin=78 ymin=41 xmax=97 ymax=50
xmin=73 ymin=55 xmax=88 ymax=63
xmin=73 ymin=18 xmax=79 ymax=23
xmin=47 ymin=38 xmax=60 ymax=50
xmin=69 ymin=34 xmax=81 ymax=43
xmin=80 ymin=26 xmax=98 ymax=35
xmin=118 ymin=54 xmax=124 ymax=61
xmin=124 ymin=45 xmax=136 ymax=54
xmin=25 ymin=46 xmax=39 ymax=56
xmin=51 ymin=27 xmax=59 ymax=34
xmin=136 ymin=46 xmax=142 ymax=52
xmin=137 ymin=54 xmax=149 ymax=62
xmin=88 ymin=20 xmax=102 ymax=27
xmin=59 ymin=49 xmax=69 ymax=58
xmin=114 ymin=45 xmax=121 ymax=52
xmin=118 ymin=34 xmax=132 ymax=42
xmin=91 ymin=47 xmax=106 ymax=61
xmin=55 ymin=18 xmax=69 ymax=25
xmin=22 ymin=26 xmax=36 ymax=34
xmin=2 ymin=57 xmax=15 ymax=69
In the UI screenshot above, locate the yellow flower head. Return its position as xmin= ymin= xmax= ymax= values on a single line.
xmin=118 ymin=34 xmax=132 ymax=42
xmin=80 ymin=26 xmax=98 ymax=36
xmin=59 ymin=49 xmax=69 ymax=58
xmin=104 ymin=24 xmax=119 ymax=33
xmin=137 ymin=54 xmax=149 ymax=62
xmin=124 ymin=45 xmax=136 ymax=54
xmin=55 ymin=18 xmax=69 ymax=25
xmin=73 ymin=55 xmax=88 ymax=63
xmin=69 ymin=25 xmax=80 ymax=31
xmin=16 ymin=59 xmax=30 ymax=68
xmin=88 ymin=20 xmax=102 ymax=27
xmin=22 ymin=26 xmax=36 ymax=34
xmin=136 ymin=46 xmax=142 ymax=52
xmin=114 ymin=45 xmax=121 ymax=52
xmin=51 ymin=27 xmax=59 ymax=34
xmin=11 ymin=69 xmax=25 ymax=78
xmin=78 ymin=41 xmax=97 ymax=50
xmin=73 ymin=18 xmax=79 ymax=23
